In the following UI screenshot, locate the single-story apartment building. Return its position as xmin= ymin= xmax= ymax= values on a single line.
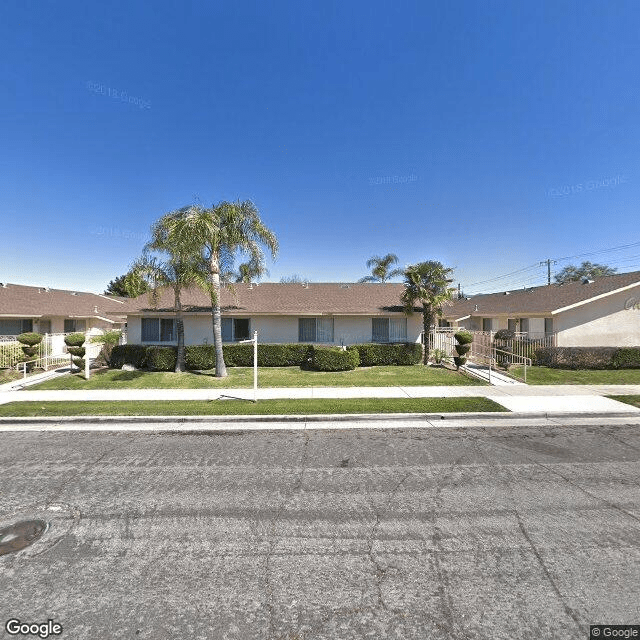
xmin=441 ymin=270 xmax=640 ymax=347
xmin=0 ymin=283 xmax=127 ymax=337
xmin=119 ymin=282 xmax=423 ymax=346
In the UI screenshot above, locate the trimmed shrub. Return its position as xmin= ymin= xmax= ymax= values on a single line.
xmin=185 ymin=345 xmax=216 ymax=370
xmin=534 ymin=347 xmax=617 ymax=370
xmin=64 ymin=333 xmax=86 ymax=347
xmin=109 ymin=344 xmax=148 ymax=369
xmin=146 ymin=346 xmax=178 ymax=371
xmin=612 ymin=347 xmax=640 ymax=369
xmin=453 ymin=356 xmax=467 ymax=369
xmin=67 ymin=346 xmax=85 ymax=357
xmin=21 ymin=346 xmax=38 ymax=357
xmin=494 ymin=329 xmax=516 ymax=341
xmin=454 ymin=344 xmax=471 ymax=356
xmin=17 ymin=332 xmax=44 ymax=347
xmin=309 ymin=346 xmax=359 ymax=371
xmin=257 ymin=344 xmax=312 ymax=367
xmin=353 ymin=343 xmax=422 ymax=367
xmin=72 ymin=357 xmax=85 ymax=370
xmin=454 ymin=331 xmax=473 ymax=345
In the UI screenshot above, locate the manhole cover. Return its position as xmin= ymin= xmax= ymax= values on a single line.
xmin=0 ymin=520 xmax=47 ymax=556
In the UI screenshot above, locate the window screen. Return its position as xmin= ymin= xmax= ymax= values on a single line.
xmin=0 ymin=319 xmax=24 ymax=335
xmin=372 ymin=318 xmax=389 ymax=343
xmin=160 ymin=319 xmax=175 ymax=342
xmin=298 ymin=318 xmax=316 ymax=342
xmin=544 ymin=318 xmax=553 ymax=334
xmin=141 ymin=318 xmax=159 ymax=341
xmin=221 ymin=318 xmax=233 ymax=342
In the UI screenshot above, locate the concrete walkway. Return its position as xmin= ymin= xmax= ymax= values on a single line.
xmin=1 ymin=384 xmax=639 ymax=414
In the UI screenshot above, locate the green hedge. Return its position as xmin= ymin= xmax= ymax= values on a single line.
xmin=309 ymin=346 xmax=359 ymax=371
xmin=17 ymin=332 xmax=43 ymax=346
xmin=353 ymin=342 xmax=422 ymax=366
xmin=64 ymin=333 xmax=86 ymax=347
xmin=533 ymin=346 xmax=640 ymax=370
xmin=146 ymin=346 xmax=178 ymax=371
xmin=183 ymin=343 xmax=314 ymax=370
xmin=109 ymin=345 xmax=148 ymax=369
xmin=612 ymin=348 xmax=640 ymax=369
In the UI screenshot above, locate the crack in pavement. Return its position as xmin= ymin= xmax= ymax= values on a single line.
xmin=514 ymin=510 xmax=586 ymax=638
xmin=263 ymin=427 xmax=311 ymax=639
xmin=365 ymin=472 xmax=410 ymax=613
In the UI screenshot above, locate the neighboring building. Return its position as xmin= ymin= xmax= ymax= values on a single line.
xmin=120 ymin=283 xmax=423 ymax=346
xmin=442 ymin=271 xmax=640 ymax=347
xmin=0 ymin=283 xmax=127 ymax=336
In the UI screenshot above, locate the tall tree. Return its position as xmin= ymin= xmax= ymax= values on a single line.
xmin=104 ymin=270 xmax=149 ymax=297
xmin=279 ymin=274 xmax=307 ymax=283
xmin=161 ymin=201 xmax=278 ymax=378
xmin=554 ymin=261 xmax=617 ymax=284
xmin=401 ymin=261 xmax=456 ymax=364
xmin=358 ymin=254 xmax=403 ymax=283
xmin=135 ymin=216 xmax=208 ymax=373
xmin=235 ymin=258 xmax=266 ymax=283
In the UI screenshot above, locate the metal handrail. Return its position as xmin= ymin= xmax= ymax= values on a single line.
xmin=470 ymin=343 xmax=532 ymax=383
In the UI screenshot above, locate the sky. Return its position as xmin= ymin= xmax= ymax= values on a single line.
xmin=1 ymin=0 xmax=639 ymax=295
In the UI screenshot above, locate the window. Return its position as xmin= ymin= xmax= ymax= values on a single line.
xmin=508 ymin=318 xmax=517 ymax=332
xmin=0 ymin=319 xmax=33 ymax=335
xmin=39 ymin=320 xmax=51 ymax=334
xmin=482 ymin=318 xmax=493 ymax=332
xmin=544 ymin=317 xmax=553 ymax=334
xmin=298 ymin=317 xmax=334 ymax=342
xmin=64 ymin=319 xmax=86 ymax=333
xmin=141 ymin=318 xmax=175 ymax=342
xmin=221 ymin=318 xmax=251 ymax=342
xmin=519 ymin=318 xmax=529 ymax=333
xmin=372 ymin=317 xmax=407 ymax=343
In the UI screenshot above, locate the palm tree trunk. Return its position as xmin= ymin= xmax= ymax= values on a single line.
xmin=210 ymin=254 xmax=228 ymax=377
xmin=422 ymin=306 xmax=433 ymax=365
xmin=174 ymin=285 xmax=185 ymax=373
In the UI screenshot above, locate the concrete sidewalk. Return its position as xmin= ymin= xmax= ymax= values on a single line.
xmin=1 ymin=383 xmax=639 ymax=414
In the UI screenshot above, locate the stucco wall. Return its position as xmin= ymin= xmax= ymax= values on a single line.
xmin=554 ymin=287 xmax=640 ymax=346
xmin=127 ymin=314 xmax=424 ymax=345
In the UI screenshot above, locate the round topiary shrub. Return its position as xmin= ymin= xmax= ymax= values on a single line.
xmin=494 ymin=329 xmax=515 ymax=341
xmin=72 ymin=357 xmax=85 ymax=370
xmin=454 ymin=331 xmax=473 ymax=345
xmin=17 ymin=332 xmax=44 ymax=347
xmin=64 ymin=333 xmax=86 ymax=347
xmin=21 ymin=346 xmax=39 ymax=357
xmin=454 ymin=344 xmax=471 ymax=356
xmin=453 ymin=356 xmax=467 ymax=369
xmin=67 ymin=346 xmax=86 ymax=357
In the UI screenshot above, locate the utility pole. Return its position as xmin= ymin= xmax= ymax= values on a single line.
xmin=540 ymin=259 xmax=558 ymax=285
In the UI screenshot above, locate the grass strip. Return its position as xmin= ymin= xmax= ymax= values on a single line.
xmin=29 ymin=365 xmax=486 ymax=390
xmin=511 ymin=366 xmax=640 ymax=385
xmin=607 ymin=395 xmax=640 ymax=408
xmin=0 ymin=397 xmax=506 ymax=417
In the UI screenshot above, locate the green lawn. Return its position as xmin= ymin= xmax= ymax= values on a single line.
xmin=608 ymin=395 xmax=640 ymax=408
xmin=511 ymin=366 xmax=640 ymax=385
xmin=29 ymin=365 xmax=484 ymax=390
xmin=0 ymin=397 xmax=505 ymax=417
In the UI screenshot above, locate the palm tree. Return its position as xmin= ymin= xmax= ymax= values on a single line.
xmin=401 ymin=261 xmax=456 ymax=364
xmin=132 ymin=252 xmax=203 ymax=373
xmin=358 ymin=254 xmax=403 ymax=283
xmin=161 ymin=201 xmax=278 ymax=378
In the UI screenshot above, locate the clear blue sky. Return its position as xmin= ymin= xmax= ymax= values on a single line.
xmin=2 ymin=0 xmax=639 ymax=294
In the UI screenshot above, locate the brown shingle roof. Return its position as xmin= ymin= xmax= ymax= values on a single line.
xmin=0 ymin=283 xmax=127 ymax=320
xmin=121 ymin=282 xmax=409 ymax=315
xmin=444 ymin=271 xmax=640 ymax=318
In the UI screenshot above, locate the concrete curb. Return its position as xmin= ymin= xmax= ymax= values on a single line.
xmin=1 ymin=410 xmax=640 ymax=425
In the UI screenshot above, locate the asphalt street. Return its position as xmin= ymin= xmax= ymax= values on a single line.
xmin=1 ymin=422 xmax=639 ymax=639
